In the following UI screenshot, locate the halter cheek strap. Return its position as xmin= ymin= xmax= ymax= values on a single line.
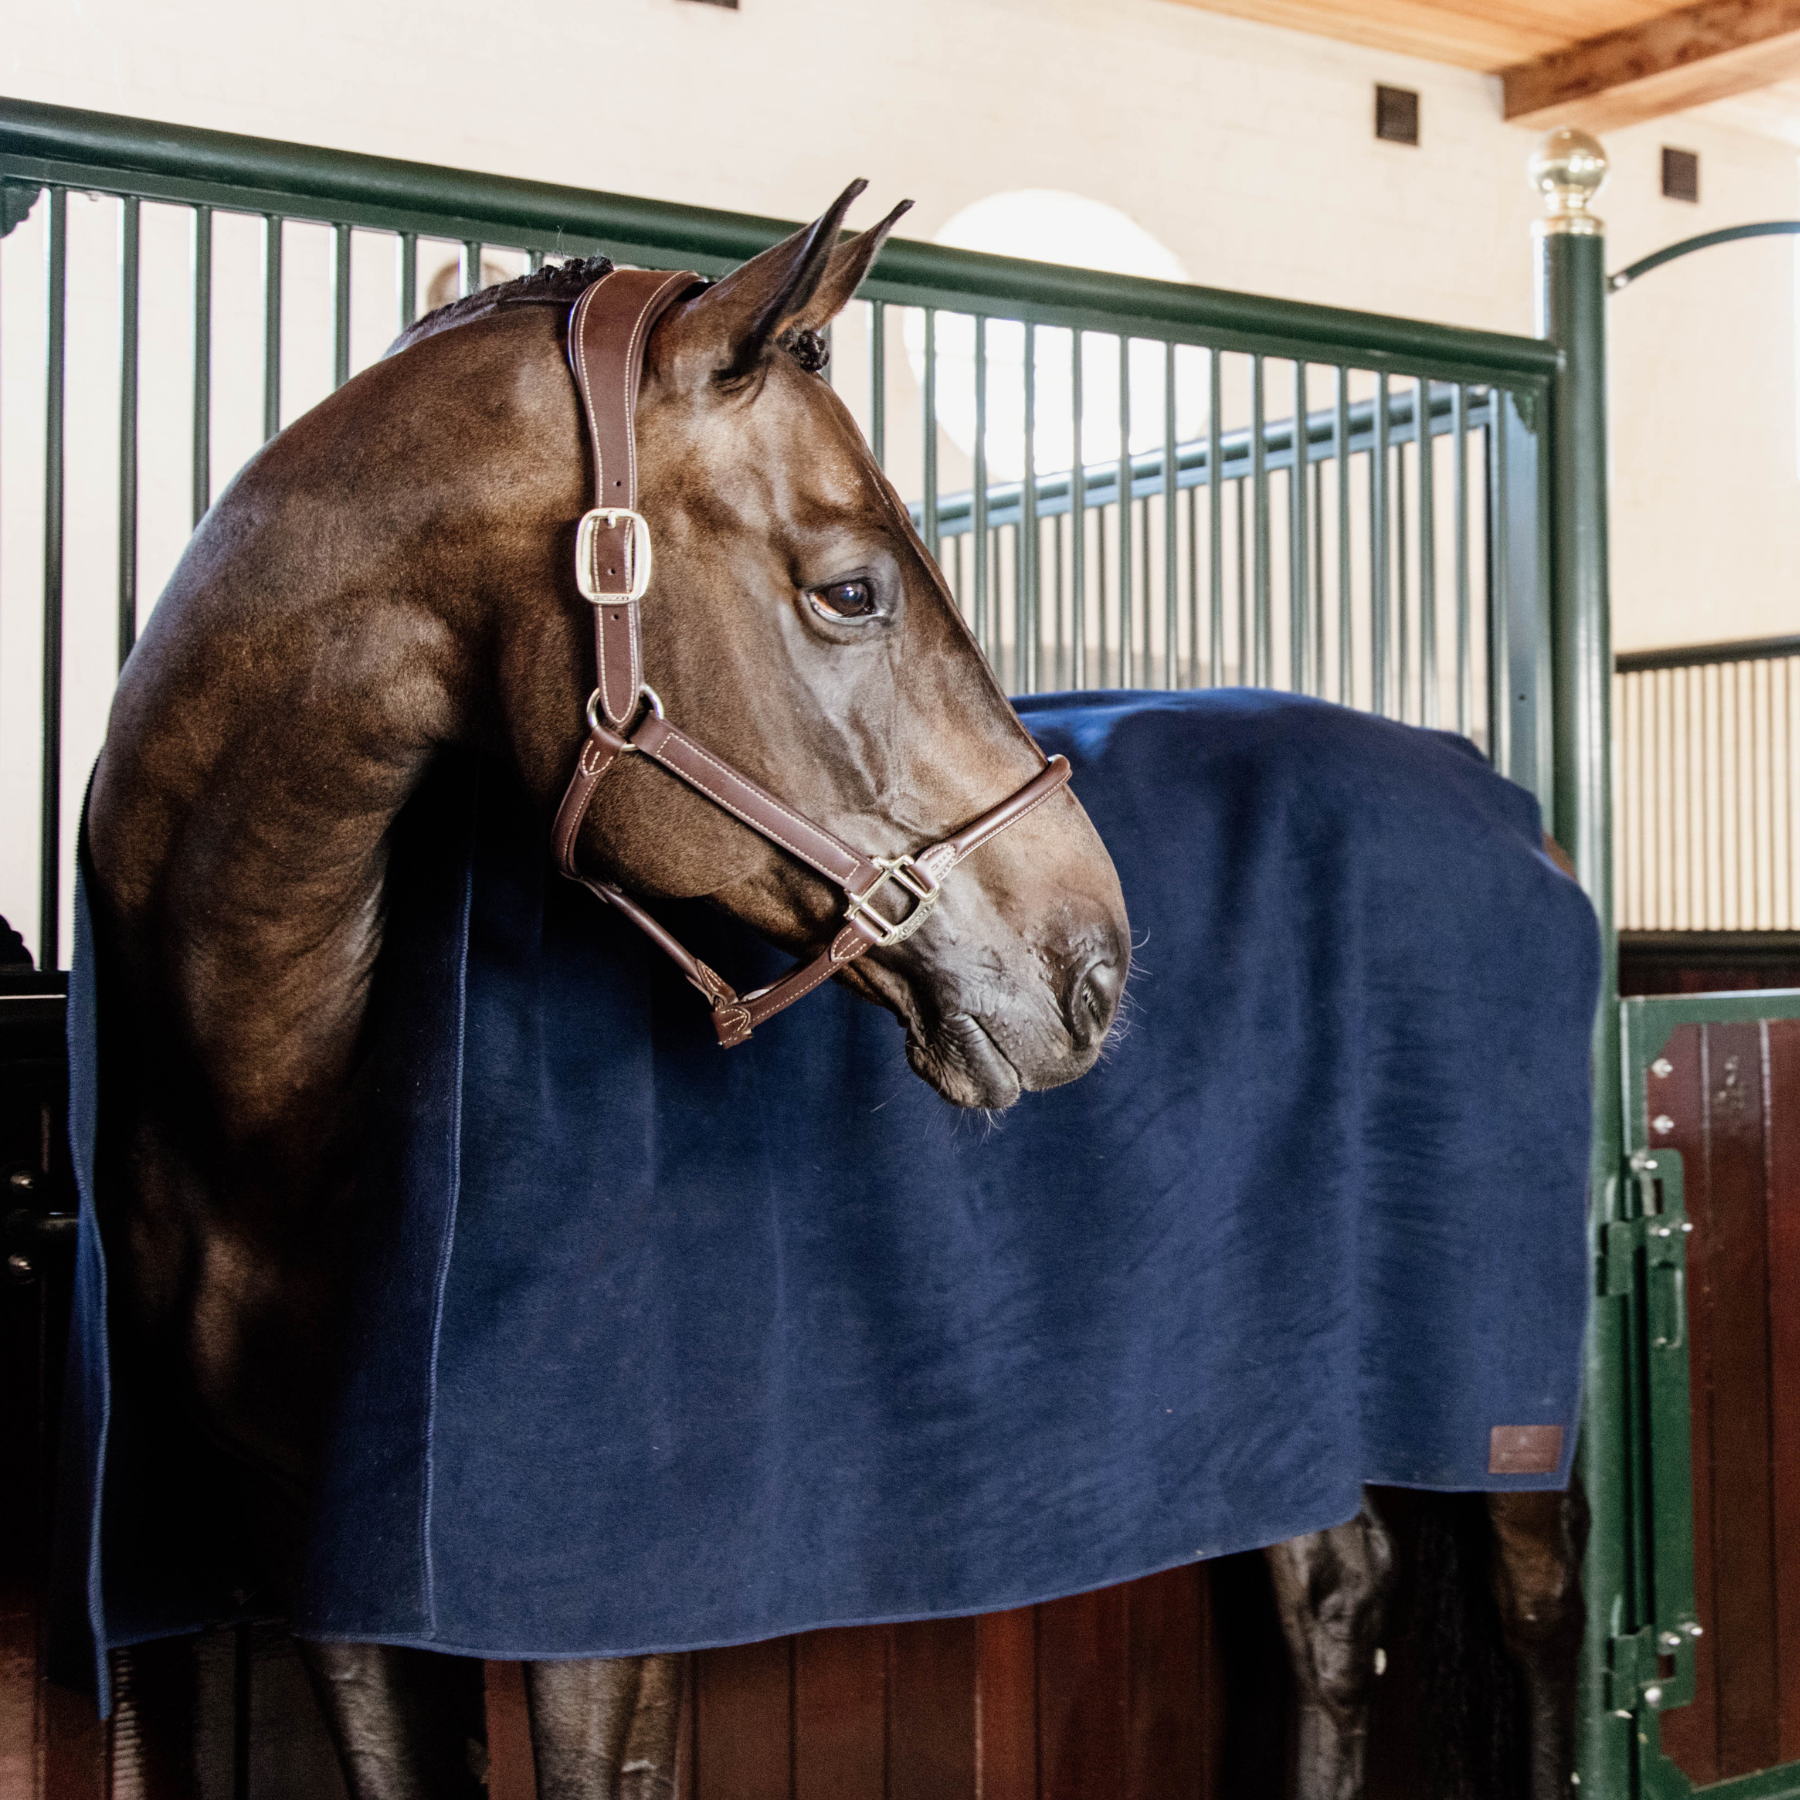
xmin=552 ymin=267 xmax=1073 ymax=1048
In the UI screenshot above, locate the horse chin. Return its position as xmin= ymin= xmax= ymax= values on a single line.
xmin=901 ymin=1005 xmax=1107 ymax=1112
xmin=903 ymin=1011 xmax=1026 ymax=1111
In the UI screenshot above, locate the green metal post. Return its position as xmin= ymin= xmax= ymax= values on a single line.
xmin=1533 ymin=129 xmax=1629 ymax=1799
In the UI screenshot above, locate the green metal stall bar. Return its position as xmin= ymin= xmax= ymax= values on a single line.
xmin=0 ymin=93 xmax=1560 ymax=979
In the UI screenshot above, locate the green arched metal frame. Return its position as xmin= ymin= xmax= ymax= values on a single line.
xmin=1611 ymin=220 xmax=1800 ymax=291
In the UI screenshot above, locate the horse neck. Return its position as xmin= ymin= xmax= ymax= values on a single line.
xmin=93 ymin=573 xmax=470 ymax=1167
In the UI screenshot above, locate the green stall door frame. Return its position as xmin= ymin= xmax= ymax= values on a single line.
xmin=1588 ymin=990 xmax=1800 ymax=1800
xmin=1531 ymin=124 xmax=1800 ymax=1799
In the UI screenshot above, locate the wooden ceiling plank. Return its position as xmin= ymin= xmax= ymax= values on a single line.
xmin=1504 ymin=0 xmax=1800 ymax=128
xmin=1161 ymin=0 xmax=1557 ymax=69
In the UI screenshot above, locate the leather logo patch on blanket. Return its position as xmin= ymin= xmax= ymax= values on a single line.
xmin=1489 ymin=1425 xmax=1563 ymax=1474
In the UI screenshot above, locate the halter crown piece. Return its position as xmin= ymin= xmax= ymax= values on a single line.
xmin=551 ymin=267 xmax=1074 ymax=1047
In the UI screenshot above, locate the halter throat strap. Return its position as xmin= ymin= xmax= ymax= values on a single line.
xmin=552 ymin=267 xmax=1072 ymax=1047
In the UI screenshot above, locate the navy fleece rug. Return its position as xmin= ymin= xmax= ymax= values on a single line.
xmin=63 ymin=689 xmax=1599 ymax=1671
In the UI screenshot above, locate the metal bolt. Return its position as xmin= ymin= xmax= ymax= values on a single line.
xmin=1660 ymin=1631 xmax=1683 ymax=1650
xmin=6 ymin=1252 xmax=34 ymax=1281
xmin=1651 ymin=1058 xmax=1673 ymax=1078
xmin=1686 ymin=1621 xmax=1703 ymax=1637
xmin=1652 ymin=1115 xmax=1675 ymax=1135
xmin=1682 ymin=1220 xmax=1694 ymax=1234
xmin=1644 ymin=1685 xmax=1663 ymax=1708
xmin=1373 ymin=1647 xmax=1387 ymax=1675
xmin=1652 ymin=1225 xmax=1671 ymax=1238
xmin=9 ymin=1168 xmax=38 ymax=1191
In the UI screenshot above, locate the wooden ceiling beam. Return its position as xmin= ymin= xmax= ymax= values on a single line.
xmin=1504 ymin=0 xmax=1800 ymax=130
xmin=1162 ymin=0 xmax=1561 ymax=71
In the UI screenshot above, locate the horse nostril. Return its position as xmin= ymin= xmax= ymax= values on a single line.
xmin=1067 ymin=949 xmax=1125 ymax=1051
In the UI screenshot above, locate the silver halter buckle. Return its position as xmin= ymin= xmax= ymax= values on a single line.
xmin=575 ymin=507 xmax=654 ymax=603
xmin=844 ymin=854 xmax=942 ymax=947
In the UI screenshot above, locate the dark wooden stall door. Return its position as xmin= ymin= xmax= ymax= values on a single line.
xmin=1652 ymin=1020 xmax=1800 ymax=1785
xmin=1 ymin=978 xmax=107 ymax=1800
xmin=483 ymin=1567 xmax=1237 ymax=1800
xmin=481 ymin=1545 xmax=1463 ymax=1800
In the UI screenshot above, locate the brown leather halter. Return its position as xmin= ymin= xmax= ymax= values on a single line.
xmin=551 ymin=267 xmax=1074 ymax=1047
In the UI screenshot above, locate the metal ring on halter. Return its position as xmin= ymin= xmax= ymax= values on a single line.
xmin=585 ymin=684 xmax=666 ymax=739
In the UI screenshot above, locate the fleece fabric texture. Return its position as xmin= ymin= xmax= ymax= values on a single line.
xmin=64 ymin=688 xmax=1599 ymax=1673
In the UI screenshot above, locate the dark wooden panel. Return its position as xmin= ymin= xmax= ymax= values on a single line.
xmin=975 ymin=1607 xmax=1036 ymax=1800
xmin=1657 ymin=1024 xmax=1721 ymax=1783
xmin=888 ymin=1616 xmax=977 ymax=1800
xmin=692 ymin=1636 xmax=792 ymax=1800
xmin=1205 ymin=1550 xmax=1291 ymax=1798
xmin=108 ymin=1642 xmax=197 ymax=1799
xmin=1705 ymin=1022 xmax=1780 ymax=1776
xmin=1191 ymin=1557 xmax=1228 ymax=1796
xmin=1125 ymin=1564 xmax=1207 ymax=1799
xmin=39 ymin=1675 xmax=106 ymax=1800
xmin=792 ymin=1625 xmax=885 ymax=1800
xmin=674 ymin=1653 xmax=697 ymax=1800
xmin=485 ymin=1660 xmax=536 ymax=1800
xmin=1619 ymin=933 xmax=1800 ymax=998
xmin=1037 ymin=1584 xmax=1129 ymax=1800
xmin=1767 ymin=1021 xmax=1800 ymax=1764
xmin=0 ymin=984 xmax=98 ymax=1800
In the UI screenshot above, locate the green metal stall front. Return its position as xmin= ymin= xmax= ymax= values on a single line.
xmin=1600 ymin=992 xmax=1800 ymax=1800
xmin=1532 ymin=136 xmax=1800 ymax=1800
xmin=1 ymin=94 xmax=1790 ymax=1800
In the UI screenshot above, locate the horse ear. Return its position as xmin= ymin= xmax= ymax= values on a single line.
xmin=791 ymin=200 xmax=912 ymax=334
xmin=661 ymin=180 xmax=868 ymax=386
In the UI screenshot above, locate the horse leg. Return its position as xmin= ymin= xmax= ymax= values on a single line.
xmin=1486 ymin=1487 xmax=1588 ymax=1800
xmin=298 ymin=1639 xmax=488 ymax=1800
xmin=1264 ymin=1496 xmax=1397 ymax=1800
xmin=524 ymin=1654 xmax=682 ymax=1800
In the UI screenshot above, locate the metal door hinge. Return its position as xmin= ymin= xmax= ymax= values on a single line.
xmin=5 ymin=1166 xmax=76 ymax=1283
xmin=1608 ymin=1619 xmax=1701 ymax=1716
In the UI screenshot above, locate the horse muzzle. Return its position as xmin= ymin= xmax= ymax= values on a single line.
xmin=887 ymin=903 xmax=1130 ymax=1111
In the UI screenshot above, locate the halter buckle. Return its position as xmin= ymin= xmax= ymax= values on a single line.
xmin=575 ymin=507 xmax=654 ymax=603
xmin=845 ymin=854 xmax=942 ymax=948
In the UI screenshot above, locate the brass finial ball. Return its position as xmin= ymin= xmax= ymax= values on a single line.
xmin=1528 ymin=129 xmax=1609 ymax=217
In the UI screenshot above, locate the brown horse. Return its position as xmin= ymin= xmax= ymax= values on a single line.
xmin=83 ymin=184 xmax=1129 ymax=1799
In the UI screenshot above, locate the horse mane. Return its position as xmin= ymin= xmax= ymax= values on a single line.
xmin=392 ymin=252 xmax=825 ymax=373
xmin=388 ymin=253 xmax=617 ymax=355
xmin=428 ymin=253 xmax=617 ymax=329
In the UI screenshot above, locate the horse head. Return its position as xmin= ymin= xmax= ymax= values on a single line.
xmin=550 ymin=186 xmax=1129 ymax=1109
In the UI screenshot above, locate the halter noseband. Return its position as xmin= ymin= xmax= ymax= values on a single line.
xmin=551 ymin=267 xmax=1073 ymax=1048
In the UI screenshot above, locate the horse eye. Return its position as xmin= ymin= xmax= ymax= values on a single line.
xmin=810 ymin=580 xmax=878 ymax=620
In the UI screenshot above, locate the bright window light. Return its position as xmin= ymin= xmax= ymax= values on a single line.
xmin=904 ymin=190 xmax=1206 ymax=482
